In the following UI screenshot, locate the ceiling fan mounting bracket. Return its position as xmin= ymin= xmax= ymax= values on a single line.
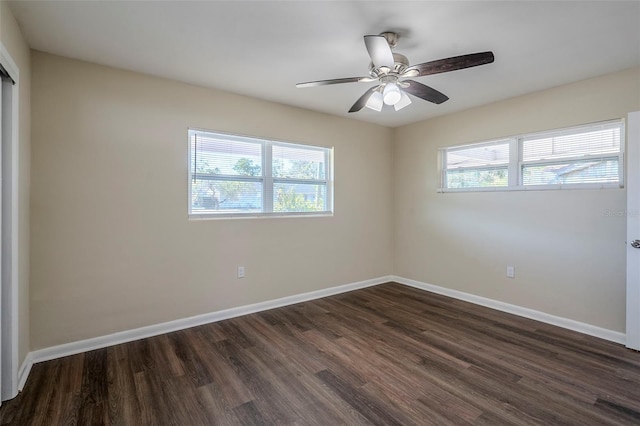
xmin=380 ymin=31 xmax=399 ymax=48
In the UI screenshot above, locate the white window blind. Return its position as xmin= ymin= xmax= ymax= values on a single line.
xmin=189 ymin=129 xmax=333 ymax=218
xmin=521 ymin=121 xmax=622 ymax=186
xmin=440 ymin=119 xmax=624 ymax=192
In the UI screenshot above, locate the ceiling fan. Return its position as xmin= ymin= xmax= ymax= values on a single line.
xmin=296 ymin=32 xmax=494 ymax=113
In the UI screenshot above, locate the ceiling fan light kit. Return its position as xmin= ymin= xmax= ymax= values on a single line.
xmin=394 ymin=91 xmax=412 ymax=111
xmin=365 ymin=90 xmax=384 ymax=111
xmin=296 ymin=31 xmax=494 ymax=113
xmin=382 ymin=82 xmax=402 ymax=105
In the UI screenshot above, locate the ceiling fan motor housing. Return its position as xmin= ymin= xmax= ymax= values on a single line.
xmin=369 ymin=53 xmax=410 ymax=77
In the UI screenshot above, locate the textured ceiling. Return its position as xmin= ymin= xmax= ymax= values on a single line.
xmin=8 ymin=1 xmax=640 ymax=127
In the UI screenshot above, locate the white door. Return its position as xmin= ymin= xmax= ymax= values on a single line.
xmin=627 ymin=111 xmax=640 ymax=350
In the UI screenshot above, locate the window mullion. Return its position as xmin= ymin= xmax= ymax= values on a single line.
xmin=439 ymin=149 xmax=447 ymax=189
xmin=510 ymin=137 xmax=520 ymax=187
xmin=619 ymin=120 xmax=626 ymax=188
xmin=326 ymin=149 xmax=333 ymax=211
xmin=618 ymin=150 xmax=625 ymax=188
xmin=263 ymin=142 xmax=273 ymax=213
xmin=188 ymin=132 xmax=195 ymax=215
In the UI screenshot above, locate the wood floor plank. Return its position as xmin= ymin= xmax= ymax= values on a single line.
xmin=315 ymin=369 xmax=404 ymax=426
xmin=170 ymin=329 xmax=217 ymax=388
xmin=192 ymin=329 xmax=255 ymax=409
xmin=132 ymin=371 xmax=164 ymax=425
xmin=194 ymin=381 xmax=243 ymax=426
xmin=2 ymin=282 xmax=639 ymax=425
xmin=232 ymin=401 xmax=267 ymax=426
xmin=594 ymin=398 xmax=640 ymax=424
xmin=212 ymin=339 xmax=298 ymax=424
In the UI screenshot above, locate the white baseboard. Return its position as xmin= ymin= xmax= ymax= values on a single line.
xmin=17 ymin=352 xmax=32 ymax=391
xmin=391 ymin=275 xmax=626 ymax=345
xmin=22 ymin=273 xmax=626 ymax=392
xmin=29 ymin=275 xmax=393 ymax=365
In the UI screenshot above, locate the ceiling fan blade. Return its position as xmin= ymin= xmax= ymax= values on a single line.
xmin=296 ymin=76 xmax=374 ymax=88
xmin=364 ymin=35 xmax=395 ymax=69
xmin=348 ymin=86 xmax=379 ymax=113
xmin=403 ymin=80 xmax=449 ymax=104
xmin=403 ymin=51 xmax=494 ymax=78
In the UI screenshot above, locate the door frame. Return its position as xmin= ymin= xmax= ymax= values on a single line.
xmin=627 ymin=111 xmax=640 ymax=350
xmin=0 ymin=43 xmax=20 ymax=401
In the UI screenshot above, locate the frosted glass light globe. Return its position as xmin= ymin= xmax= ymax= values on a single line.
xmin=383 ymin=83 xmax=402 ymax=105
xmin=365 ymin=91 xmax=384 ymax=111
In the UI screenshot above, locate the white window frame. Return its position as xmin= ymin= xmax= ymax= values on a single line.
xmin=439 ymin=119 xmax=625 ymax=192
xmin=188 ymin=129 xmax=334 ymax=219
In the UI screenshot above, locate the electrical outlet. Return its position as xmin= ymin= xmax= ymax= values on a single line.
xmin=237 ymin=266 xmax=245 ymax=278
xmin=506 ymin=266 xmax=515 ymax=278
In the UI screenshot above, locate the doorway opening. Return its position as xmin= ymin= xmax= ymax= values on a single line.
xmin=0 ymin=46 xmax=20 ymax=402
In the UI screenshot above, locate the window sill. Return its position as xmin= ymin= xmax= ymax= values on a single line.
xmin=188 ymin=211 xmax=334 ymax=220
xmin=437 ymin=182 xmax=624 ymax=193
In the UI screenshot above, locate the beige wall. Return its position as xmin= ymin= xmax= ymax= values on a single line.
xmin=0 ymin=1 xmax=31 ymax=369
xmin=28 ymin=47 xmax=639 ymax=350
xmin=394 ymin=67 xmax=640 ymax=332
xmin=30 ymin=51 xmax=393 ymax=349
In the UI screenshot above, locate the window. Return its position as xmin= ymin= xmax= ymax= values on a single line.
xmin=189 ymin=129 xmax=333 ymax=218
xmin=444 ymin=140 xmax=510 ymax=189
xmin=440 ymin=119 xmax=624 ymax=191
xmin=520 ymin=121 xmax=622 ymax=186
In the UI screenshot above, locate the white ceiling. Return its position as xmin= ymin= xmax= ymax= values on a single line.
xmin=8 ymin=1 xmax=640 ymax=128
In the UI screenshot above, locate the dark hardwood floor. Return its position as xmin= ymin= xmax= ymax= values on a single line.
xmin=2 ymin=282 xmax=640 ymax=425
